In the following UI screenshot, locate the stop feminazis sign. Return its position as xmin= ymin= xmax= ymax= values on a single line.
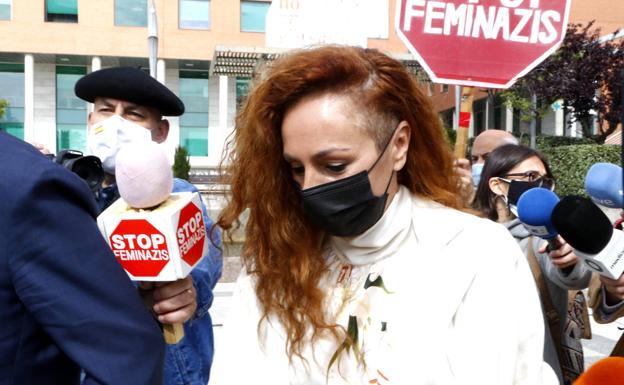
xmin=177 ymin=201 xmax=206 ymax=267
xmin=396 ymin=0 xmax=571 ymax=88
xmin=97 ymin=191 xmax=208 ymax=281
xmin=110 ymin=219 xmax=170 ymax=278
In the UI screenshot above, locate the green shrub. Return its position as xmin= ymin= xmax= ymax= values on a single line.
xmin=536 ymin=135 xmax=597 ymax=149
xmin=542 ymin=144 xmax=621 ymax=196
xmin=515 ymin=134 xmax=597 ymax=149
xmin=172 ymin=146 xmax=191 ymax=181
xmin=0 ymin=99 xmax=7 ymax=119
xmin=443 ymin=126 xmax=456 ymax=150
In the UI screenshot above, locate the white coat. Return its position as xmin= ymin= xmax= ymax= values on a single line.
xmin=210 ymin=186 xmax=558 ymax=385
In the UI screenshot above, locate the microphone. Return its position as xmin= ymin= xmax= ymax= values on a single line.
xmin=97 ymin=142 xmax=208 ymax=344
xmin=516 ymin=187 xmax=561 ymax=252
xmin=573 ymin=357 xmax=624 ymax=385
xmin=115 ymin=141 xmax=173 ymax=208
xmin=585 ymin=162 xmax=624 ymax=208
xmin=551 ymin=195 xmax=624 ymax=279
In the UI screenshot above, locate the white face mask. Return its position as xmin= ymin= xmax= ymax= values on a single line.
xmin=87 ymin=115 xmax=152 ymax=174
xmin=471 ymin=163 xmax=484 ymax=187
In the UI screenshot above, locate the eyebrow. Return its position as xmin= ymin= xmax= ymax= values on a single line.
xmin=283 ymin=147 xmax=351 ymax=162
xmin=96 ymin=98 xmax=146 ymax=112
xmin=95 ymin=99 xmax=115 ymax=108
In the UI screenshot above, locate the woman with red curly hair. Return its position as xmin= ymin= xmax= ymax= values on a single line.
xmin=211 ymin=46 xmax=556 ymax=384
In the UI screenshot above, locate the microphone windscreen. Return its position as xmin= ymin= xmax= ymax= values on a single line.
xmin=573 ymin=357 xmax=624 ymax=385
xmin=551 ymin=195 xmax=613 ymax=254
xmin=115 ymin=141 xmax=173 ymax=209
xmin=585 ymin=162 xmax=624 ymax=208
xmin=517 ymin=188 xmax=559 ymax=239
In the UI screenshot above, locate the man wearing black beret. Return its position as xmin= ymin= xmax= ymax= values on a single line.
xmin=74 ymin=66 xmax=223 ymax=385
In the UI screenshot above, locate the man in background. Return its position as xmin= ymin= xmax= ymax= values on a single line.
xmin=455 ymin=129 xmax=519 ymax=205
xmin=74 ymin=67 xmax=222 ymax=385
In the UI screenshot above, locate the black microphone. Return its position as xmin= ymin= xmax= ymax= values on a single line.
xmin=551 ymin=195 xmax=624 ymax=279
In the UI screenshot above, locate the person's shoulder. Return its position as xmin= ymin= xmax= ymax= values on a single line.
xmin=410 ymin=193 xmax=519 ymax=262
xmin=0 ymin=134 xmax=97 ymax=201
xmin=0 ymin=134 xmax=72 ymax=188
xmin=172 ymin=178 xmax=200 ymax=194
xmin=411 ymin=194 xmax=504 ymax=236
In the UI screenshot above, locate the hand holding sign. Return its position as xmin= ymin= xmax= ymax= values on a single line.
xmin=97 ymin=141 xmax=208 ymax=344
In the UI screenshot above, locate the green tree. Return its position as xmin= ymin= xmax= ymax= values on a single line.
xmin=172 ymin=145 xmax=191 ymax=181
xmin=501 ymin=21 xmax=624 ymax=140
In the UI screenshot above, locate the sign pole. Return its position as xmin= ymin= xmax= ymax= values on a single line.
xmin=454 ymin=86 xmax=474 ymax=159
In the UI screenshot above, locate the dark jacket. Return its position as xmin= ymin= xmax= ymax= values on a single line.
xmin=0 ymin=133 xmax=164 ymax=385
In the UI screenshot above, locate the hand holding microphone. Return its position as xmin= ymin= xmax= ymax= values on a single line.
xmin=98 ymin=141 xmax=208 ymax=344
xmin=551 ymin=195 xmax=624 ymax=280
xmin=584 ymin=163 xmax=624 ymax=302
xmin=585 ymin=162 xmax=624 ymax=209
xmin=517 ymin=188 xmax=580 ymax=269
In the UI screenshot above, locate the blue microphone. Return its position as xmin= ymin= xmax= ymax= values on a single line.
xmin=517 ymin=187 xmax=562 ymax=251
xmin=585 ymin=163 xmax=624 ymax=209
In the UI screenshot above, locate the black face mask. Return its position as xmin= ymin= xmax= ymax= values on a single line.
xmin=507 ymin=180 xmax=539 ymax=207
xmin=299 ymin=139 xmax=394 ymax=237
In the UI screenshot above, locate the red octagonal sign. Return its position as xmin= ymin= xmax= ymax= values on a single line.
xmin=177 ymin=202 xmax=206 ymax=268
xmin=110 ymin=219 xmax=170 ymax=278
xmin=396 ymin=0 xmax=571 ymax=88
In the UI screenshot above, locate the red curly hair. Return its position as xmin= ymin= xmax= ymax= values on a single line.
xmin=218 ymin=45 xmax=462 ymax=360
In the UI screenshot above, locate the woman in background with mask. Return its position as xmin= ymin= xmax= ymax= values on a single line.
xmin=473 ymin=143 xmax=592 ymax=384
xmin=212 ymin=46 xmax=556 ymax=384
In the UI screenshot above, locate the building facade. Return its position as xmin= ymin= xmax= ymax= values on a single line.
xmin=0 ymin=0 xmax=622 ymax=168
xmin=0 ymin=0 xmax=408 ymax=167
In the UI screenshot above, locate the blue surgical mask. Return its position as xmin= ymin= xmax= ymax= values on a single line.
xmin=471 ymin=163 xmax=484 ymax=187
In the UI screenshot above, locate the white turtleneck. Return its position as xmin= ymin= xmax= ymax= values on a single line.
xmin=330 ymin=185 xmax=414 ymax=267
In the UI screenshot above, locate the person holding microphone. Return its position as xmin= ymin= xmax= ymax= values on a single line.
xmin=473 ymin=143 xmax=592 ymax=384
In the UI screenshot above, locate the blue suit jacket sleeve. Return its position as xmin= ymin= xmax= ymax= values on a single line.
xmin=2 ymin=143 xmax=165 ymax=384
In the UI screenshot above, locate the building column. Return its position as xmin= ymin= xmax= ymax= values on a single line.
xmin=91 ymin=56 xmax=101 ymax=72
xmin=157 ymin=59 xmax=166 ymax=85
xmin=554 ymin=100 xmax=564 ymax=136
xmin=88 ymin=56 xmax=101 ymax=113
xmin=207 ymin=75 xmax=229 ymax=166
xmin=23 ymin=54 xmax=34 ymax=143
xmin=505 ymin=105 xmax=513 ymax=132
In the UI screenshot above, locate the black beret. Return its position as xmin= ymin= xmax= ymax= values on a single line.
xmin=74 ymin=67 xmax=185 ymax=116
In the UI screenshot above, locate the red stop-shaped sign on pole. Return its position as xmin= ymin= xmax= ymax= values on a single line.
xmin=110 ymin=219 xmax=170 ymax=278
xmin=177 ymin=202 xmax=206 ymax=267
xmin=395 ymin=0 xmax=571 ymax=88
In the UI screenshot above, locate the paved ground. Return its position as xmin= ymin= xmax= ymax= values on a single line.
xmin=211 ymin=282 xmax=621 ymax=372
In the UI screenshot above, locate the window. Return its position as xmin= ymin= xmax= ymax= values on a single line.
xmin=56 ymin=66 xmax=87 ymax=153
xmin=179 ymin=0 xmax=210 ymax=29
xmin=0 ymin=63 xmax=24 ymax=139
xmin=441 ymin=84 xmax=449 ymax=93
xmin=236 ymin=77 xmax=250 ymax=110
xmin=179 ymin=71 xmax=209 ymax=156
xmin=0 ymin=0 xmax=10 ymax=20
xmin=45 ymin=0 xmax=78 ymax=23
xmin=473 ymin=98 xmax=486 ymax=135
xmin=240 ymin=1 xmax=270 ymax=32
xmin=115 ymin=0 xmax=147 ymax=27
